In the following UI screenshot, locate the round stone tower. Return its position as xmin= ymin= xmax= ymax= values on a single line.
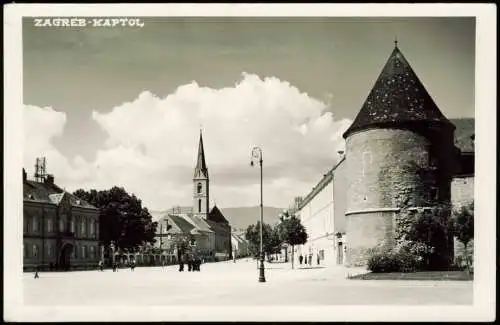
xmin=343 ymin=43 xmax=456 ymax=267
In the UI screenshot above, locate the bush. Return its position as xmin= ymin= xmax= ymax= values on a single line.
xmin=367 ymin=248 xmax=422 ymax=273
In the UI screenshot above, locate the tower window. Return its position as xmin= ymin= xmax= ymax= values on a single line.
xmin=198 ymin=199 xmax=202 ymax=213
xmin=197 ymin=183 xmax=202 ymax=194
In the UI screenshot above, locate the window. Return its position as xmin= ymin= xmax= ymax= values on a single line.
xmin=47 ymin=244 xmax=52 ymax=257
xmin=24 ymin=244 xmax=28 ymax=258
xmin=72 ymin=246 xmax=77 ymax=259
xmin=47 ymin=219 xmax=53 ymax=232
xmin=32 ymin=217 xmax=38 ymax=232
xmin=90 ymin=246 xmax=95 ymax=259
xmin=32 ymin=244 xmax=38 ymax=258
xmin=198 ymin=199 xmax=202 ymax=213
xmin=70 ymin=220 xmax=75 ymax=233
xmin=81 ymin=245 xmax=86 ymax=259
xmin=81 ymin=219 xmax=86 ymax=237
xmin=197 ymin=182 xmax=202 ymax=194
xmin=59 ymin=219 xmax=65 ymax=232
xmin=90 ymin=220 xmax=95 ymax=236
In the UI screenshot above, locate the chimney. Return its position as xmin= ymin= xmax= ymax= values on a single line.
xmin=44 ymin=174 xmax=54 ymax=185
xmin=22 ymin=168 xmax=27 ymax=182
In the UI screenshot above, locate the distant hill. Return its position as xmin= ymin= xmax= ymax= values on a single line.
xmin=219 ymin=206 xmax=284 ymax=231
xmin=150 ymin=206 xmax=284 ymax=232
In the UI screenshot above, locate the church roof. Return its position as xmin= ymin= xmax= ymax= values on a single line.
xmin=187 ymin=215 xmax=214 ymax=233
xmin=343 ymin=44 xmax=453 ymax=139
xmin=205 ymin=218 xmax=231 ymax=235
xmin=168 ymin=214 xmax=196 ymax=234
xmin=208 ymin=205 xmax=230 ymax=224
xmin=194 ymin=130 xmax=209 ymax=179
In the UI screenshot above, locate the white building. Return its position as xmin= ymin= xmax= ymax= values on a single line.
xmin=294 ymin=156 xmax=347 ymax=266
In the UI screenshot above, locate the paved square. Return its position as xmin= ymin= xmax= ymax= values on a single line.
xmin=23 ymin=260 xmax=473 ymax=305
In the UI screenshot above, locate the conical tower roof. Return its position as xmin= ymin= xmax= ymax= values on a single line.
xmin=194 ymin=130 xmax=208 ymax=179
xmin=343 ymin=43 xmax=453 ymax=139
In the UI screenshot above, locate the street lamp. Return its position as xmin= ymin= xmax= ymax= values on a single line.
xmin=250 ymin=146 xmax=266 ymax=283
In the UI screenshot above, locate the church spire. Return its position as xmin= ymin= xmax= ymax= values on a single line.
xmin=194 ymin=129 xmax=208 ymax=179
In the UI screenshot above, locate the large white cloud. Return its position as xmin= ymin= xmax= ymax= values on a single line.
xmin=24 ymin=73 xmax=351 ymax=211
xmin=23 ymin=105 xmax=92 ymax=186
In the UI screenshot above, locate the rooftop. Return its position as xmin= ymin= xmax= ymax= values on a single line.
xmin=343 ymin=44 xmax=453 ymax=138
xmin=24 ymin=178 xmax=97 ymax=209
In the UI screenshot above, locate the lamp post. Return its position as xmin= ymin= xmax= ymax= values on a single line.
xmin=250 ymin=146 xmax=266 ymax=283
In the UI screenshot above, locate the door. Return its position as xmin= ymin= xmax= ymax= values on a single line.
xmin=59 ymin=243 xmax=73 ymax=271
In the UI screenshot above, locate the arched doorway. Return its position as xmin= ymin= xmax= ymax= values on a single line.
xmin=59 ymin=243 xmax=73 ymax=271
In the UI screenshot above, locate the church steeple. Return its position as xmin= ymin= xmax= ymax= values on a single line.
xmin=194 ymin=129 xmax=209 ymax=179
xmin=193 ymin=129 xmax=210 ymax=219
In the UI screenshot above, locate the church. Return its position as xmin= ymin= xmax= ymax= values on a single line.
xmin=155 ymin=131 xmax=233 ymax=261
xmin=294 ymin=42 xmax=475 ymax=268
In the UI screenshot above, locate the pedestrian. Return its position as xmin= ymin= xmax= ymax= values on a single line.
xmin=179 ymin=253 xmax=185 ymax=272
xmin=130 ymin=259 xmax=135 ymax=271
xmin=317 ymin=253 xmax=320 ymax=266
xmin=299 ymin=255 xmax=303 ymax=265
xmin=308 ymin=254 xmax=312 ymax=266
xmin=187 ymin=254 xmax=193 ymax=272
xmin=34 ymin=265 xmax=40 ymax=279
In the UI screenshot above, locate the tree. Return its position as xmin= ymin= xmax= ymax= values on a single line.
xmin=452 ymin=201 xmax=474 ymax=270
xmin=277 ymin=212 xmax=308 ymax=269
xmin=396 ymin=204 xmax=452 ymax=270
xmin=165 ymin=233 xmax=195 ymax=260
xmin=244 ymin=221 xmax=280 ymax=260
xmin=73 ymin=187 xmax=158 ymax=252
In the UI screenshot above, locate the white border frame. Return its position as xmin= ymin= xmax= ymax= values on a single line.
xmin=3 ymin=3 xmax=496 ymax=322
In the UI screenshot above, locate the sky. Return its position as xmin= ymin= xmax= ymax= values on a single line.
xmin=22 ymin=17 xmax=475 ymax=211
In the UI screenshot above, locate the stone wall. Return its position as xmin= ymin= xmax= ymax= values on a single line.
xmin=345 ymin=128 xmax=432 ymax=213
xmin=345 ymin=211 xmax=397 ymax=267
xmin=344 ymin=128 xmax=434 ymax=266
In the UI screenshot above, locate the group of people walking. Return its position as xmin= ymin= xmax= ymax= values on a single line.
xmin=298 ymin=253 xmax=320 ymax=266
xmin=178 ymin=252 xmax=202 ymax=272
xmin=178 ymin=253 xmax=203 ymax=272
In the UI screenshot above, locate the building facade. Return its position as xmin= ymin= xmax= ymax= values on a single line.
xmin=293 ymin=43 xmax=475 ymax=268
xmin=295 ymin=157 xmax=347 ymax=266
xmin=23 ymin=169 xmax=100 ymax=271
